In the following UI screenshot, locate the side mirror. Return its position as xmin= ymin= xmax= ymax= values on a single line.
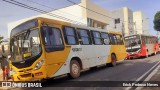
xmin=7 ymin=55 xmax=11 ymax=59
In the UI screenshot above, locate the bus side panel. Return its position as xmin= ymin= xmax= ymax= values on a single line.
xmin=154 ymin=43 xmax=159 ymax=53
xmin=53 ymin=45 xmax=111 ymax=77
xmin=80 ymin=45 xmax=111 ymax=68
xmin=107 ymin=45 xmax=127 ymax=63
xmin=45 ymin=47 xmax=71 ymax=78
xmin=146 ymin=44 xmax=154 ymax=55
xmin=53 ymin=45 xmax=85 ymax=77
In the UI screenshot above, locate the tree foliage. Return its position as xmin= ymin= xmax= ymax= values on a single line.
xmin=0 ymin=36 xmax=3 ymax=44
xmin=154 ymin=11 xmax=160 ymax=31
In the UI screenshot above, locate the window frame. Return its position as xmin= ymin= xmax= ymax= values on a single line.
xmin=115 ymin=34 xmax=124 ymax=45
xmin=62 ymin=26 xmax=79 ymax=45
xmin=91 ymin=31 xmax=103 ymax=45
xmin=100 ymin=32 xmax=110 ymax=45
xmin=77 ymin=28 xmax=92 ymax=45
xmin=41 ymin=26 xmax=64 ymax=52
xmin=108 ymin=33 xmax=117 ymax=45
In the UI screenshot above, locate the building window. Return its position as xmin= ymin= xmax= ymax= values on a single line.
xmin=77 ymin=29 xmax=91 ymax=45
xmin=101 ymin=32 xmax=110 ymax=45
xmin=87 ymin=18 xmax=107 ymax=29
xmin=63 ymin=26 xmax=78 ymax=45
xmin=115 ymin=18 xmax=120 ymax=24
xmin=92 ymin=31 xmax=102 ymax=45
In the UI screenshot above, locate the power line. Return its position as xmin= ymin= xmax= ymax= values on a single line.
xmin=24 ymin=0 xmax=86 ymax=22
xmin=26 ymin=0 xmax=133 ymax=29
xmin=66 ymin=0 xmax=137 ymax=25
xmin=66 ymin=0 xmax=115 ymax=19
xmin=2 ymin=0 xmax=86 ymax=25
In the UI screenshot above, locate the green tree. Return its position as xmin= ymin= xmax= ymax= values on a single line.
xmin=154 ymin=11 xmax=160 ymax=31
xmin=0 ymin=36 xmax=3 ymax=44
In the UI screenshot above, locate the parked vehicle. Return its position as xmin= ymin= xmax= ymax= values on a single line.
xmin=0 ymin=38 xmax=10 ymax=58
xmin=125 ymin=35 xmax=159 ymax=59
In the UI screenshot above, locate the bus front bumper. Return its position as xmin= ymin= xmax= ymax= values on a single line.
xmin=13 ymin=72 xmax=46 ymax=81
xmin=126 ymin=53 xmax=141 ymax=59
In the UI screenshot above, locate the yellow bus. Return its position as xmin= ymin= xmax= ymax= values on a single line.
xmin=10 ymin=17 xmax=127 ymax=81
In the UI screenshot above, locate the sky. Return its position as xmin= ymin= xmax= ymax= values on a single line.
xmin=0 ymin=0 xmax=159 ymax=38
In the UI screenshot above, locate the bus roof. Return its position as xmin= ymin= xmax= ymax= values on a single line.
xmin=11 ymin=17 xmax=123 ymax=36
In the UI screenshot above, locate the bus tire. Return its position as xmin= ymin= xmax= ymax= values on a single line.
xmin=69 ymin=60 xmax=80 ymax=79
xmin=154 ymin=50 xmax=157 ymax=55
xmin=146 ymin=51 xmax=148 ymax=58
xmin=111 ymin=54 xmax=117 ymax=67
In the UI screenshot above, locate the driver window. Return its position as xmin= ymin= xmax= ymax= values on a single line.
xmin=42 ymin=26 xmax=64 ymax=52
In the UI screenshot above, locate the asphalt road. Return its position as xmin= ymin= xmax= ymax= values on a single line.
xmin=13 ymin=54 xmax=160 ymax=90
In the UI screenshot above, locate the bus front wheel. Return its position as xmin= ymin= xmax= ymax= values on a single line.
xmin=154 ymin=50 xmax=157 ymax=55
xmin=69 ymin=60 xmax=80 ymax=79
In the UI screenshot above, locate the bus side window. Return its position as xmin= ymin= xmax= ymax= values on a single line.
xmin=101 ymin=32 xmax=110 ymax=45
xmin=63 ymin=26 xmax=78 ymax=45
xmin=91 ymin=31 xmax=103 ymax=45
xmin=109 ymin=34 xmax=117 ymax=45
xmin=115 ymin=34 xmax=124 ymax=45
xmin=41 ymin=26 xmax=64 ymax=52
xmin=77 ymin=29 xmax=91 ymax=45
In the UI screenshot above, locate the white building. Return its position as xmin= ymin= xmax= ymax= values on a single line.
xmin=133 ymin=11 xmax=149 ymax=35
xmin=8 ymin=0 xmax=149 ymax=37
xmin=8 ymin=0 xmax=113 ymax=37
xmin=111 ymin=7 xmax=134 ymax=36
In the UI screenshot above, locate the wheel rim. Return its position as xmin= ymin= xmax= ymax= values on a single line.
xmin=72 ymin=64 xmax=79 ymax=75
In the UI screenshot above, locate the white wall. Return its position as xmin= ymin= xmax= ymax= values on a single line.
xmin=8 ymin=4 xmax=86 ymax=38
xmin=133 ymin=11 xmax=149 ymax=35
xmin=83 ymin=0 xmax=111 ymax=25
xmin=8 ymin=0 xmax=113 ymax=37
xmin=110 ymin=7 xmax=134 ymax=36
xmin=110 ymin=8 xmax=124 ymax=33
xmin=8 ymin=0 xmax=149 ymax=38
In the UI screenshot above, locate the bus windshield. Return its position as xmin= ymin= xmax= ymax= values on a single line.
xmin=125 ymin=35 xmax=141 ymax=52
xmin=10 ymin=29 xmax=41 ymax=62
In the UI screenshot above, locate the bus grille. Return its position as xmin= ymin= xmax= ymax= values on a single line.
xmin=20 ymin=73 xmax=31 ymax=78
xmin=19 ymin=68 xmax=32 ymax=72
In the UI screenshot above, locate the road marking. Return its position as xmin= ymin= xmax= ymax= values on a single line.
xmin=125 ymin=61 xmax=160 ymax=90
xmin=135 ymin=61 xmax=160 ymax=90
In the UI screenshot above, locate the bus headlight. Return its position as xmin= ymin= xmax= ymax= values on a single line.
xmin=12 ymin=68 xmax=17 ymax=74
xmin=34 ymin=59 xmax=44 ymax=70
xmin=136 ymin=49 xmax=141 ymax=53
